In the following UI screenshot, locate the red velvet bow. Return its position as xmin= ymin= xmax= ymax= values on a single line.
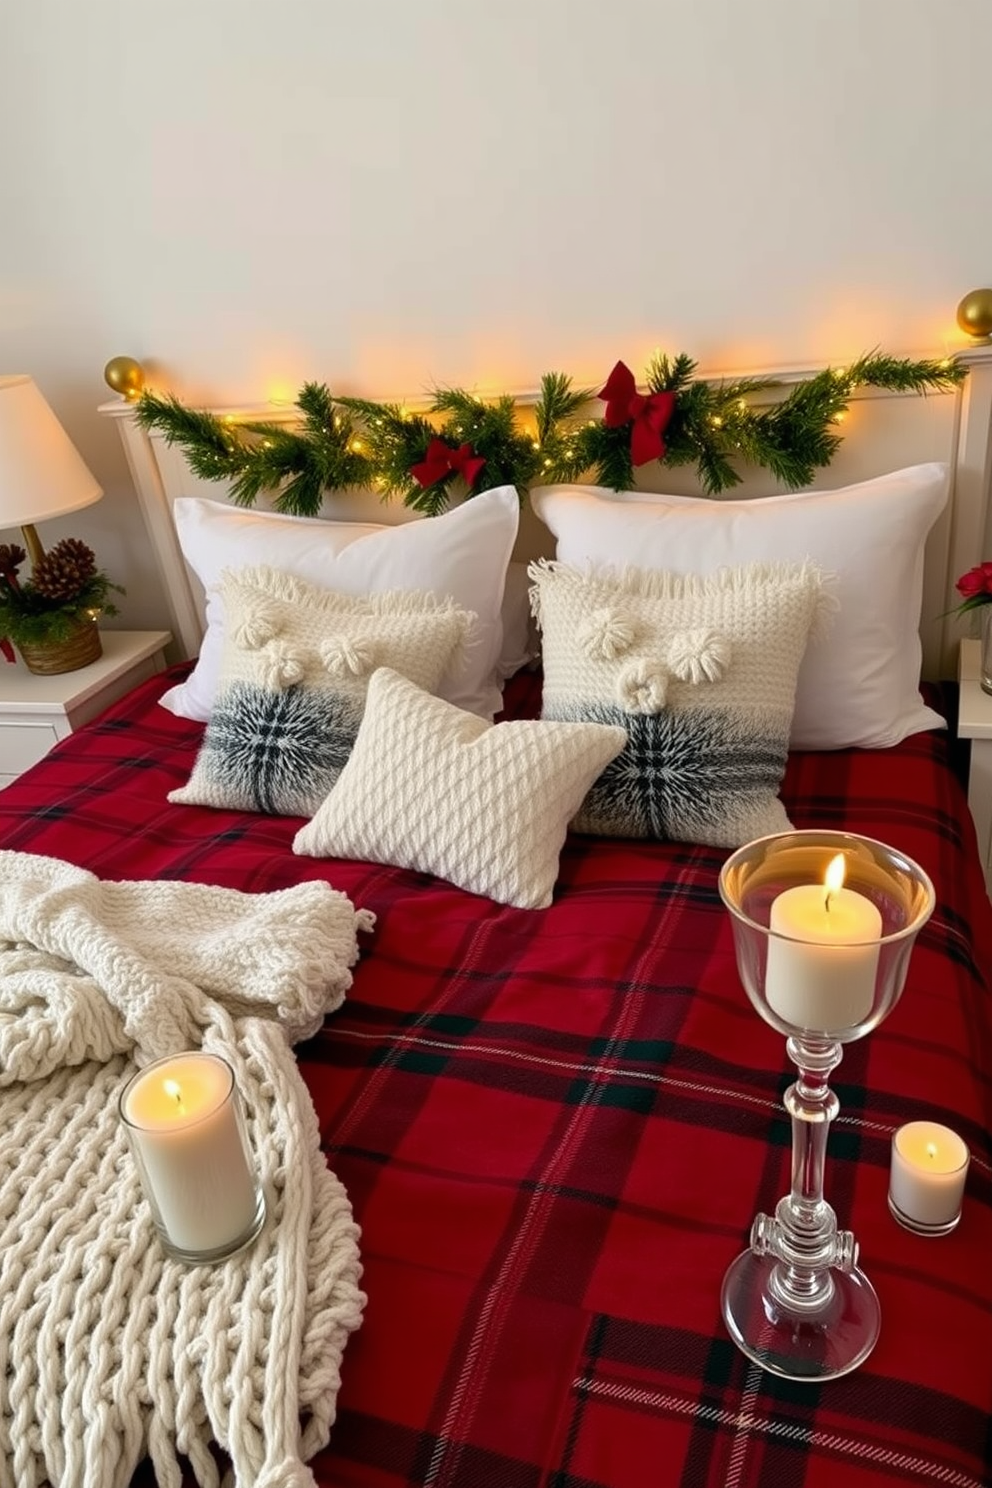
xmin=0 ymin=638 xmax=14 ymax=664
xmin=410 ymin=438 xmax=486 ymax=490
xmin=598 ymin=360 xmax=677 ymax=466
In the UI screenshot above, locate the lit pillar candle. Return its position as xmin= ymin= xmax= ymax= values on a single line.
xmin=889 ymin=1121 xmax=970 ymax=1233
xmin=120 ymin=1052 xmax=261 ymax=1258
xmin=765 ymin=854 xmax=882 ymax=1033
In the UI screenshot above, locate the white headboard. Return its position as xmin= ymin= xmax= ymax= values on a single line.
xmin=99 ymin=346 xmax=992 ymax=681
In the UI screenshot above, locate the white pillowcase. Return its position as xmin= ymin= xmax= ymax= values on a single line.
xmin=498 ymin=562 xmax=539 ymax=678
xmin=531 ymin=465 xmax=949 ymax=750
xmin=293 ymin=667 xmax=627 ymax=910
xmin=160 ymin=485 xmax=520 ymax=722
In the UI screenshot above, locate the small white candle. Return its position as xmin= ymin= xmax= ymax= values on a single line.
xmin=765 ymin=854 xmax=882 ymax=1033
xmin=120 ymin=1052 xmax=259 ymax=1256
xmin=889 ymin=1121 xmax=969 ymax=1233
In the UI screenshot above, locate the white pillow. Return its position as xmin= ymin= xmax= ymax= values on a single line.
xmin=293 ymin=667 xmax=627 ymax=910
xmin=531 ymin=465 xmax=949 ymax=750
xmin=497 ymin=561 xmax=539 ymax=678
xmin=161 ymin=485 xmax=519 ymax=722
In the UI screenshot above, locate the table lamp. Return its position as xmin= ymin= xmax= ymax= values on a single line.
xmin=0 ymin=376 xmax=103 ymax=568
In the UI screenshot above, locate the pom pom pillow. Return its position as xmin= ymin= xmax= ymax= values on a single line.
xmin=161 ymin=484 xmax=519 ymax=723
xmin=170 ymin=567 xmax=471 ymax=817
xmin=294 ymin=668 xmax=627 ymax=910
xmin=530 ymin=464 xmax=948 ymax=750
xmin=529 ymin=559 xmax=826 ymax=848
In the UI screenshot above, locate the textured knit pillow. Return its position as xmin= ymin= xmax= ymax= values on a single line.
xmin=531 ymin=466 xmax=947 ymax=749
xmin=170 ymin=567 xmax=471 ymax=816
xmin=529 ymin=559 xmax=827 ymax=848
xmin=293 ymin=668 xmax=627 ymax=910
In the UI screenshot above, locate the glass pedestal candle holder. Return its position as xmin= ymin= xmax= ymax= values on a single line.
xmin=119 ymin=1052 xmax=266 ymax=1265
xmin=718 ymin=831 xmax=934 ymax=1381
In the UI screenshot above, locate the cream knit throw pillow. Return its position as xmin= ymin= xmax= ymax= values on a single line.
xmin=171 ymin=565 xmax=472 ymax=816
xmin=0 ymin=849 xmax=374 ymax=1488
xmin=530 ymin=559 xmax=828 ymax=848
xmin=294 ymin=667 xmax=627 ymax=909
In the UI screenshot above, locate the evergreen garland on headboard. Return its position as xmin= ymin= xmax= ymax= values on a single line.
xmin=134 ymin=350 xmax=967 ymax=517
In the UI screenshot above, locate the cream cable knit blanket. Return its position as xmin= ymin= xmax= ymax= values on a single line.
xmin=0 ymin=850 xmax=375 ymax=1488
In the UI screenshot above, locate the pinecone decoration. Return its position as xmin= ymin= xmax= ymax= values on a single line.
xmin=0 ymin=543 xmax=26 ymax=581
xmin=31 ymin=538 xmax=97 ymax=602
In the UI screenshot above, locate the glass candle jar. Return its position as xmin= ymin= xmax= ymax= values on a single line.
xmin=119 ymin=1051 xmax=265 ymax=1264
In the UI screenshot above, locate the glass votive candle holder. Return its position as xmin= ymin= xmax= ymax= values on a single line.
xmin=888 ymin=1121 xmax=970 ymax=1236
xmin=119 ymin=1051 xmax=265 ymax=1264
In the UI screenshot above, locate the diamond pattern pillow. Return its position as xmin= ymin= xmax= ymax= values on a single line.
xmin=169 ymin=567 xmax=471 ymax=816
xmin=293 ymin=667 xmax=627 ymax=909
xmin=529 ymin=559 xmax=827 ymax=848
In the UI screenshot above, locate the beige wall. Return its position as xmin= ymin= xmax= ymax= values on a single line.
xmin=1 ymin=0 xmax=990 ymax=629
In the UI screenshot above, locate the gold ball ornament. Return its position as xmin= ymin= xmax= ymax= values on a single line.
xmin=955 ymin=289 xmax=992 ymax=342
xmin=103 ymin=356 xmax=146 ymax=400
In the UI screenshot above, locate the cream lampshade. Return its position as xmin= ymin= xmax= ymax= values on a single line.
xmin=0 ymin=376 xmax=103 ymax=567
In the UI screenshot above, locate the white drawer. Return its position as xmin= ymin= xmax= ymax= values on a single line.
xmin=0 ymin=722 xmax=61 ymax=775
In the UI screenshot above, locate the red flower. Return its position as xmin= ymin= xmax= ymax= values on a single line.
xmin=956 ymin=565 xmax=992 ymax=601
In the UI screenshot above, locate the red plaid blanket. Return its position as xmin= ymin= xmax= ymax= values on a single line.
xmin=1 ymin=667 xmax=990 ymax=1488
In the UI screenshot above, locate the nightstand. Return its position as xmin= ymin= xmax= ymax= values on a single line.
xmin=0 ymin=629 xmax=171 ymax=788
xmin=957 ymin=638 xmax=992 ymax=899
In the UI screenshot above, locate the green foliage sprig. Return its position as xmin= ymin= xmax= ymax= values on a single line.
xmin=134 ymin=350 xmax=968 ymax=517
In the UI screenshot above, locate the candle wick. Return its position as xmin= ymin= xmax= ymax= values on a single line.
xmin=163 ymin=1079 xmax=186 ymax=1116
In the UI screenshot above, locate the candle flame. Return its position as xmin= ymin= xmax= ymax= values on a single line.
xmin=926 ymin=1142 xmax=938 ymax=1160
xmin=163 ymin=1078 xmax=185 ymax=1115
xmin=823 ymin=854 xmax=846 ymax=911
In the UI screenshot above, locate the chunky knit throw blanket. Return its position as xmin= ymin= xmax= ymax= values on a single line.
xmin=0 ymin=850 xmax=374 ymax=1488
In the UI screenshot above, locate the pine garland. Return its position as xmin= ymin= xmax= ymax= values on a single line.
xmin=134 ymin=350 xmax=967 ymax=517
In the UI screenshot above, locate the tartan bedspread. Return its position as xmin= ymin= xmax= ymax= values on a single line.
xmin=1 ymin=666 xmax=991 ymax=1488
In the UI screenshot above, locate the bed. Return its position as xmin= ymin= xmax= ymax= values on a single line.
xmin=2 ymin=346 xmax=992 ymax=1487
